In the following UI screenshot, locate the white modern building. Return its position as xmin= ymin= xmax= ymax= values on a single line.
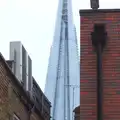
xmin=9 ymin=41 xmax=33 ymax=96
xmin=44 ymin=0 xmax=80 ymax=120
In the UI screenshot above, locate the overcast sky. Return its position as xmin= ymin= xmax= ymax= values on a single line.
xmin=0 ymin=0 xmax=119 ymax=91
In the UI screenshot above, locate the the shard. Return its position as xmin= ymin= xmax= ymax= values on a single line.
xmin=44 ymin=0 xmax=80 ymax=120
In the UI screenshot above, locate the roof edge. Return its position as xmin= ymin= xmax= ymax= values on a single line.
xmin=0 ymin=52 xmax=30 ymax=100
xmin=0 ymin=52 xmax=46 ymax=119
xmin=79 ymin=9 xmax=120 ymax=16
xmin=33 ymin=78 xmax=51 ymax=106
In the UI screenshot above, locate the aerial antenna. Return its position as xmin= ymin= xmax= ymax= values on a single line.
xmin=90 ymin=0 xmax=99 ymax=10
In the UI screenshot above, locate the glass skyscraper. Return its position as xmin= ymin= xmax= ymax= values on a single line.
xmin=44 ymin=0 xmax=80 ymax=120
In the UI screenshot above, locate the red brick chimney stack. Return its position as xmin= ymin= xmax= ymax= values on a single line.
xmin=80 ymin=9 xmax=120 ymax=120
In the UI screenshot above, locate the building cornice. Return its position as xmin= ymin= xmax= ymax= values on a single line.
xmin=79 ymin=9 xmax=120 ymax=16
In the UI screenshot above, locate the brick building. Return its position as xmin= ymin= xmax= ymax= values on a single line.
xmin=0 ymin=53 xmax=51 ymax=120
xmin=80 ymin=9 xmax=120 ymax=120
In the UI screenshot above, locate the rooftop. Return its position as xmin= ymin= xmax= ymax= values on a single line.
xmin=0 ymin=52 xmax=51 ymax=120
xmin=79 ymin=9 xmax=120 ymax=16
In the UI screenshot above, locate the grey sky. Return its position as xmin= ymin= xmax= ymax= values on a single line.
xmin=0 ymin=0 xmax=119 ymax=91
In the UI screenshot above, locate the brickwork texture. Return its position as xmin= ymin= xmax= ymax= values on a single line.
xmin=0 ymin=55 xmax=43 ymax=120
xmin=80 ymin=10 xmax=120 ymax=120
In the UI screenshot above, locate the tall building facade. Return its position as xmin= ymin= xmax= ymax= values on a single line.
xmin=80 ymin=9 xmax=120 ymax=120
xmin=44 ymin=0 xmax=80 ymax=120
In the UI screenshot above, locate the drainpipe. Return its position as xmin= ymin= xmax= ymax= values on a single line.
xmin=91 ymin=24 xmax=107 ymax=120
xmin=96 ymin=43 xmax=103 ymax=120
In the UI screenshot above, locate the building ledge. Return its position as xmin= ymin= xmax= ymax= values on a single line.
xmin=79 ymin=9 xmax=120 ymax=16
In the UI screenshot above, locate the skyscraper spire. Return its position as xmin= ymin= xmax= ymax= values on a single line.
xmin=44 ymin=0 xmax=80 ymax=120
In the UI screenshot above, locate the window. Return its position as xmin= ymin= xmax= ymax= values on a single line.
xmin=13 ymin=114 xmax=20 ymax=120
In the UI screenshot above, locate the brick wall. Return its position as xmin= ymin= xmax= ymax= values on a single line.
xmin=80 ymin=9 xmax=120 ymax=120
xmin=0 ymin=55 xmax=44 ymax=120
xmin=0 ymin=58 xmax=10 ymax=120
